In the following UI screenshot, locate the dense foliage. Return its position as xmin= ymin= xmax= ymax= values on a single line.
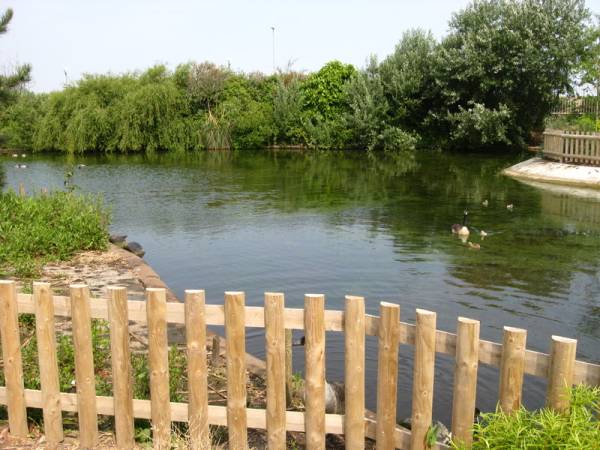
xmin=452 ymin=385 xmax=600 ymax=449
xmin=0 ymin=0 xmax=596 ymax=152
xmin=0 ymin=190 xmax=109 ymax=277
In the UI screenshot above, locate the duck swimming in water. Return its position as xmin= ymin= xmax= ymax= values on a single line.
xmin=451 ymin=211 xmax=470 ymax=237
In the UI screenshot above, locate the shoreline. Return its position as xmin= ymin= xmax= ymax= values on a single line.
xmin=503 ymin=157 xmax=600 ymax=189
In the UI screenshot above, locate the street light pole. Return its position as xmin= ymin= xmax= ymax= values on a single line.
xmin=271 ymin=26 xmax=275 ymax=73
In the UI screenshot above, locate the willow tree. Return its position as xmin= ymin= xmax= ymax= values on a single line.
xmin=0 ymin=9 xmax=31 ymax=104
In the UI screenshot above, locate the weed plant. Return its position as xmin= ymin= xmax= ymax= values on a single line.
xmin=0 ymin=190 xmax=109 ymax=277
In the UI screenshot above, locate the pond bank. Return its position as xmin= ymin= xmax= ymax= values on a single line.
xmin=30 ymin=243 xmax=267 ymax=375
xmin=503 ymin=157 xmax=600 ymax=188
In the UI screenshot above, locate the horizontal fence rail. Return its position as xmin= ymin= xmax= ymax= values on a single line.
xmin=543 ymin=129 xmax=600 ymax=166
xmin=1 ymin=280 xmax=599 ymax=449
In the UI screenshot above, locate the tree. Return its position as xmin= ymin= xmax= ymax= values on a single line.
xmin=433 ymin=0 xmax=593 ymax=149
xmin=0 ymin=9 xmax=31 ymax=104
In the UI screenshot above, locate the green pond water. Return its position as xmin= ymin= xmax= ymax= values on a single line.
xmin=2 ymin=149 xmax=600 ymax=425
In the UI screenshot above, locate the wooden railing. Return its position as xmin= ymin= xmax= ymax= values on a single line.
xmin=1 ymin=280 xmax=600 ymax=449
xmin=543 ymin=129 xmax=600 ymax=165
xmin=551 ymin=96 xmax=600 ymax=116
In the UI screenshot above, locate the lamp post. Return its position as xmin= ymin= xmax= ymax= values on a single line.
xmin=271 ymin=26 xmax=275 ymax=73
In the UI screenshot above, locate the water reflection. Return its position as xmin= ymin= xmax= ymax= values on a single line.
xmin=2 ymin=149 xmax=600 ymax=424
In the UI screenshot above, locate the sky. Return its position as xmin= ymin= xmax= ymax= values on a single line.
xmin=1 ymin=0 xmax=599 ymax=93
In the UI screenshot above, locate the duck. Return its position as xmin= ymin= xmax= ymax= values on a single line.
xmin=11 ymin=153 xmax=18 ymax=157
xmin=451 ymin=211 xmax=470 ymax=237
xmin=482 ymin=200 xmax=489 ymax=207
xmin=506 ymin=204 xmax=514 ymax=211
xmin=468 ymin=242 xmax=481 ymax=250
xmin=480 ymin=230 xmax=488 ymax=238
xmin=77 ymin=164 xmax=86 ymax=168
xmin=21 ymin=154 xmax=26 ymax=158
xmin=14 ymin=164 xmax=27 ymax=169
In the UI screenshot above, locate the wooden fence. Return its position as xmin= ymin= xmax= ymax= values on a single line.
xmin=543 ymin=129 xmax=600 ymax=165
xmin=551 ymin=96 xmax=600 ymax=116
xmin=1 ymin=280 xmax=600 ymax=449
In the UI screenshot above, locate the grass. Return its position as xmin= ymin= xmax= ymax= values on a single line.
xmin=0 ymin=189 xmax=110 ymax=278
xmin=452 ymin=384 xmax=600 ymax=449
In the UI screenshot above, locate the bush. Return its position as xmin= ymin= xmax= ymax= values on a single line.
xmin=0 ymin=190 xmax=109 ymax=277
xmin=452 ymin=385 xmax=600 ymax=449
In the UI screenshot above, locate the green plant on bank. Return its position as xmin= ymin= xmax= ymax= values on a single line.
xmin=451 ymin=384 xmax=600 ymax=449
xmin=0 ymin=190 xmax=109 ymax=278
xmin=0 ymin=315 xmax=192 ymax=445
xmin=0 ymin=1 xmax=596 ymax=153
xmin=546 ymin=113 xmax=600 ymax=132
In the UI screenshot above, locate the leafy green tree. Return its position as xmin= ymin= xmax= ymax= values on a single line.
xmin=0 ymin=9 xmax=31 ymax=104
xmin=579 ymin=15 xmax=599 ymax=96
xmin=0 ymin=92 xmax=45 ymax=149
xmin=378 ymin=30 xmax=437 ymax=132
xmin=301 ymin=60 xmax=356 ymax=121
xmin=433 ymin=0 xmax=593 ymax=149
xmin=187 ymin=62 xmax=230 ymax=112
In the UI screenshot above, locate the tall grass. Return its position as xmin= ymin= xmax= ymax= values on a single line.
xmin=0 ymin=190 xmax=109 ymax=277
xmin=452 ymin=385 xmax=600 ymax=449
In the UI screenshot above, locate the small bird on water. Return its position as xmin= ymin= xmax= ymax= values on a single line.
xmin=506 ymin=204 xmax=514 ymax=211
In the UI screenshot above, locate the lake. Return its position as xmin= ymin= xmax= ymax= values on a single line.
xmin=3 ymin=149 xmax=600 ymax=426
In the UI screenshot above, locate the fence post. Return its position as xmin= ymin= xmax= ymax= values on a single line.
xmin=410 ymin=309 xmax=436 ymax=450
xmin=265 ymin=292 xmax=286 ymax=450
xmin=344 ymin=295 xmax=365 ymax=450
xmin=70 ymin=284 xmax=99 ymax=448
xmin=546 ymin=335 xmax=577 ymax=412
xmin=33 ymin=282 xmax=63 ymax=444
xmin=304 ymin=294 xmax=326 ymax=450
xmin=107 ymin=286 xmax=134 ymax=449
xmin=285 ymin=328 xmax=293 ymax=406
xmin=225 ymin=291 xmax=247 ymax=450
xmin=185 ymin=289 xmax=209 ymax=450
xmin=451 ymin=317 xmax=480 ymax=449
xmin=146 ymin=288 xmax=171 ymax=449
xmin=376 ymin=302 xmax=400 ymax=450
xmin=0 ymin=280 xmax=28 ymax=438
xmin=498 ymin=326 xmax=527 ymax=414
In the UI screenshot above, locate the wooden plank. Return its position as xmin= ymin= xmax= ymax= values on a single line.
xmin=185 ymin=289 xmax=209 ymax=450
xmin=498 ymin=326 xmax=526 ymax=414
xmin=33 ymin=282 xmax=64 ymax=444
xmin=70 ymin=284 xmax=99 ymax=448
xmin=376 ymin=302 xmax=400 ymax=450
xmin=107 ymin=286 xmax=134 ymax=449
xmin=451 ymin=317 xmax=480 ymax=448
xmin=0 ymin=280 xmax=28 ymax=438
xmin=14 ymin=294 xmax=600 ymax=385
xmin=304 ymin=294 xmax=326 ymax=450
xmin=344 ymin=295 xmax=365 ymax=449
xmin=225 ymin=291 xmax=247 ymax=450
xmin=411 ymin=309 xmax=436 ymax=450
xmin=0 ymin=386 xmax=450 ymax=447
xmin=285 ymin=328 xmax=293 ymax=407
xmin=265 ymin=293 xmax=286 ymax=450
xmin=146 ymin=288 xmax=171 ymax=449
xmin=344 ymin=296 xmax=365 ymax=450
xmin=546 ymin=335 xmax=577 ymax=412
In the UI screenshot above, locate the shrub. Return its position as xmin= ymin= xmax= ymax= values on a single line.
xmin=0 ymin=190 xmax=109 ymax=277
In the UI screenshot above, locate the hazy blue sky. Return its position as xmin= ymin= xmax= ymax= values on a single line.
xmin=2 ymin=0 xmax=600 ymax=92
